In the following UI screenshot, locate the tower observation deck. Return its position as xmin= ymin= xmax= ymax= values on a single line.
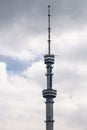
xmin=42 ymin=5 xmax=57 ymax=130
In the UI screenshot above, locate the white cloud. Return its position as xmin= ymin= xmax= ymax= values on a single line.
xmin=0 ymin=23 xmax=46 ymax=61
xmin=23 ymin=59 xmax=45 ymax=87
xmin=0 ymin=62 xmax=45 ymax=130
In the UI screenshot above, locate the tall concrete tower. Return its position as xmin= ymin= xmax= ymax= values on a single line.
xmin=42 ymin=5 xmax=57 ymax=130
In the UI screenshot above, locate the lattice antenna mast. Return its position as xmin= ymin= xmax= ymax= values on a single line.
xmin=48 ymin=5 xmax=51 ymax=55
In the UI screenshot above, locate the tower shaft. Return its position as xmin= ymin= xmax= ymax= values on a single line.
xmin=43 ymin=55 xmax=57 ymax=130
xmin=46 ymin=98 xmax=54 ymax=130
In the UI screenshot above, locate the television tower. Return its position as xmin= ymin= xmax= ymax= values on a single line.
xmin=42 ymin=5 xmax=57 ymax=130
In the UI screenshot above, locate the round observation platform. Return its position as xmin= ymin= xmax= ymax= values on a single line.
xmin=44 ymin=54 xmax=55 ymax=64
xmin=42 ymin=89 xmax=57 ymax=98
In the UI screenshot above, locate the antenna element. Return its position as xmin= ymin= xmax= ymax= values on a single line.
xmin=48 ymin=5 xmax=51 ymax=55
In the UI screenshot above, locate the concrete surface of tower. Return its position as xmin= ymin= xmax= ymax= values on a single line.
xmin=42 ymin=5 xmax=57 ymax=130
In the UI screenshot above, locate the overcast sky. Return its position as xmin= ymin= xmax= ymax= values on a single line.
xmin=0 ymin=0 xmax=87 ymax=130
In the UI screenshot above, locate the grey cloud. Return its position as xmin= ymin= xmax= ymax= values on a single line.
xmin=55 ymin=95 xmax=87 ymax=130
xmin=68 ymin=44 xmax=87 ymax=62
xmin=0 ymin=0 xmax=39 ymax=33
xmin=67 ymin=106 xmax=87 ymax=129
xmin=60 ymin=43 xmax=87 ymax=63
xmin=53 ymin=0 xmax=87 ymax=27
xmin=0 ymin=0 xmax=87 ymax=31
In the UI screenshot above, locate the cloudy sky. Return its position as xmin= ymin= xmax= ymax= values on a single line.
xmin=0 ymin=0 xmax=87 ymax=130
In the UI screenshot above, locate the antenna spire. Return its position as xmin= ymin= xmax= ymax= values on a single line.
xmin=48 ymin=5 xmax=51 ymax=55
